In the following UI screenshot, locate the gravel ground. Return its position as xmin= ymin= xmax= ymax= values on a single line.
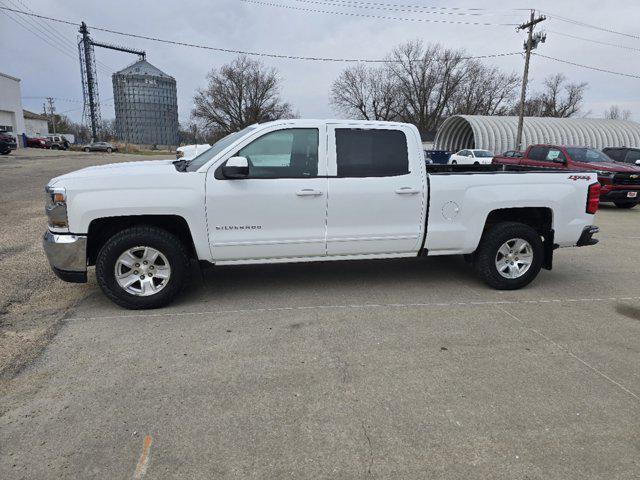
xmin=0 ymin=148 xmax=169 ymax=381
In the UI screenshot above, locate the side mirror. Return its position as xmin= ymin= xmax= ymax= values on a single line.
xmin=222 ymin=156 xmax=249 ymax=179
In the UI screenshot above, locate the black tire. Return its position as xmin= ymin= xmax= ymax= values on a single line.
xmin=473 ymin=161 xmax=480 ymax=165
xmin=84 ymin=147 xmax=90 ymax=152
xmin=474 ymin=222 xmax=543 ymax=290
xmin=451 ymin=160 xmax=457 ymax=165
xmin=96 ymin=225 xmax=191 ymax=309
xmin=51 ymin=145 xmax=59 ymax=150
xmin=614 ymin=202 xmax=637 ymax=209
xmin=106 ymin=147 xmax=112 ymax=153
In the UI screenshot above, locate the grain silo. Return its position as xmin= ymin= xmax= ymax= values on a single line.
xmin=112 ymin=59 xmax=178 ymax=148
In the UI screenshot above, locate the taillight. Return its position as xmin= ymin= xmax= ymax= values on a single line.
xmin=586 ymin=182 xmax=600 ymax=215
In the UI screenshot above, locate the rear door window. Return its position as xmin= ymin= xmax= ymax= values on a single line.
xmin=335 ymin=128 xmax=409 ymax=177
xmin=528 ymin=146 xmax=549 ymax=161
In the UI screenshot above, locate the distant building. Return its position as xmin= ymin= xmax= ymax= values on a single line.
xmin=23 ymin=110 xmax=49 ymax=137
xmin=112 ymin=59 xmax=179 ymax=147
xmin=435 ymin=115 xmax=640 ymax=153
xmin=0 ymin=72 xmax=26 ymax=146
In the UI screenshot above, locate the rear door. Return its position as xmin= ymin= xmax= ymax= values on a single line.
xmin=522 ymin=146 xmax=567 ymax=170
xmin=325 ymin=125 xmax=425 ymax=256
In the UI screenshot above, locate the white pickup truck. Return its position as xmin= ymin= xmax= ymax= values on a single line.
xmin=43 ymin=119 xmax=600 ymax=309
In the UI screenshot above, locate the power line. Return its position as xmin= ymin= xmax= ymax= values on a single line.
xmin=547 ymin=30 xmax=640 ymax=53
xmin=0 ymin=5 xmax=520 ymax=63
xmin=239 ymin=0 xmax=519 ymax=26
xmin=0 ymin=1 xmax=113 ymax=76
xmin=288 ymin=0 xmax=491 ymax=16
xmin=294 ymin=0 xmax=495 ymax=12
xmin=542 ymin=11 xmax=640 ymax=41
xmin=533 ymin=53 xmax=640 ymax=79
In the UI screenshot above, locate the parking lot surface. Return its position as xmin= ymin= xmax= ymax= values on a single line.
xmin=1 ymin=150 xmax=639 ymax=479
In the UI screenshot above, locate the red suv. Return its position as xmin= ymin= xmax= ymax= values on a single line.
xmin=494 ymin=144 xmax=640 ymax=209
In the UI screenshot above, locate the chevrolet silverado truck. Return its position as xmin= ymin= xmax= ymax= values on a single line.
xmin=494 ymin=144 xmax=640 ymax=209
xmin=44 ymin=120 xmax=600 ymax=309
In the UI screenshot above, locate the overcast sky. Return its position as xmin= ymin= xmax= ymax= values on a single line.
xmin=2 ymin=0 xmax=639 ymax=124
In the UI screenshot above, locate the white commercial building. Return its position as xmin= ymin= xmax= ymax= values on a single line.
xmin=0 ymin=72 xmax=26 ymax=147
xmin=23 ymin=110 xmax=49 ymax=137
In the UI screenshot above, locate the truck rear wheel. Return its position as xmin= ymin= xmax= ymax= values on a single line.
xmin=474 ymin=222 xmax=543 ymax=290
xmin=95 ymin=226 xmax=190 ymax=309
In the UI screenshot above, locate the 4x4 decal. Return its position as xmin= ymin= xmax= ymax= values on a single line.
xmin=568 ymin=175 xmax=592 ymax=181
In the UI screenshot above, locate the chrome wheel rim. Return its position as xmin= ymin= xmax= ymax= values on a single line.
xmin=114 ymin=246 xmax=171 ymax=296
xmin=495 ymin=238 xmax=533 ymax=279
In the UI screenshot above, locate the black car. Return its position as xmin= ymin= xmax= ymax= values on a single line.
xmin=0 ymin=132 xmax=17 ymax=155
xmin=603 ymin=147 xmax=640 ymax=166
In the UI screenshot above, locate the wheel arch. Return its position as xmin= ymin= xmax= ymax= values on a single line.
xmin=483 ymin=207 xmax=555 ymax=270
xmin=87 ymin=215 xmax=197 ymax=266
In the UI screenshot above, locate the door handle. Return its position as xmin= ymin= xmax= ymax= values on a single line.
xmin=395 ymin=187 xmax=420 ymax=195
xmin=296 ymin=189 xmax=323 ymax=196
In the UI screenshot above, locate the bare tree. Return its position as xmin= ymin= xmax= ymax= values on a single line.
xmin=192 ymin=56 xmax=293 ymax=134
xmin=447 ymin=60 xmax=520 ymax=116
xmin=385 ymin=41 xmax=468 ymax=138
xmin=329 ymin=40 xmax=520 ymax=139
xmin=604 ymin=105 xmax=632 ymax=120
xmin=330 ymin=64 xmax=399 ymax=120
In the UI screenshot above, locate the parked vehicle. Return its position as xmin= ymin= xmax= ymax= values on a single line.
xmin=494 ymin=144 xmax=640 ymax=208
xmin=602 ymin=147 xmax=640 ymax=166
xmin=43 ymin=119 xmax=600 ymax=309
xmin=448 ymin=149 xmax=494 ymax=165
xmin=502 ymin=150 xmax=523 ymax=158
xmin=176 ymin=144 xmax=212 ymax=160
xmin=83 ymin=142 xmax=117 ymax=153
xmin=46 ymin=134 xmax=69 ymax=150
xmin=0 ymin=132 xmax=16 ymax=155
xmin=424 ymin=149 xmax=451 ymax=164
xmin=27 ymin=136 xmax=51 ymax=148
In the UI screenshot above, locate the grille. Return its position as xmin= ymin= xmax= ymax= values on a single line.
xmin=613 ymin=173 xmax=640 ymax=185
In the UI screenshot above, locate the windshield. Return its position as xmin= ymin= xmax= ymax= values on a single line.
xmin=566 ymin=147 xmax=612 ymax=163
xmin=186 ymin=126 xmax=257 ymax=171
xmin=473 ymin=150 xmax=493 ymax=158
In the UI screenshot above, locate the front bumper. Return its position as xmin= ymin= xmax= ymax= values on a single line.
xmin=576 ymin=225 xmax=599 ymax=247
xmin=43 ymin=230 xmax=87 ymax=283
xmin=600 ymin=185 xmax=640 ymax=203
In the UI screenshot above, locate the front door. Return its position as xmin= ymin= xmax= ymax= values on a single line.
xmin=325 ymin=125 xmax=425 ymax=256
xmin=206 ymin=126 xmax=328 ymax=261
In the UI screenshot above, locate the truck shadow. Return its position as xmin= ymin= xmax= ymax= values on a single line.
xmin=185 ymin=255 xmax=479 ymax=304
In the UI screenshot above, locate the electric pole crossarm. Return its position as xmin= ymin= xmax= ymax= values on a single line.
xmin=90 ymin=41 xmax=145 ymax=59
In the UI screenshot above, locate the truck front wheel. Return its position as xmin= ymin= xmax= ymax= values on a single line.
xmin=474 ymin=222 xmax=543 ymax=290
xmin=96 ymin=226 xmax=190 ymax=309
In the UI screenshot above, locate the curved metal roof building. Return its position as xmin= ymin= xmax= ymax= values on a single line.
xmin=434 ymin=115 xmax=640 ymax=153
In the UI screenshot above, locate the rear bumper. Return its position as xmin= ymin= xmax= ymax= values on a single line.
xmin=43 ymin=230 xmax=87 ymax=283
xmin=576 ymin=225 xmax=599 ymax=247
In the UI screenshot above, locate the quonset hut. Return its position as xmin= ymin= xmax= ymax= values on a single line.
xmin=434 ymin=115 xmax=640 ymax=154
xmin=112 ymin=59 xmax=178 ymax=148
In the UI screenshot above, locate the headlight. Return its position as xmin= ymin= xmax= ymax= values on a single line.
xmin=45 ymin=185 xmax=69 ymax=231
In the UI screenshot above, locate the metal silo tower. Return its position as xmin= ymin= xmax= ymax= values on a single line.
xmin=112 ymin=60 xmax=179 ymax=148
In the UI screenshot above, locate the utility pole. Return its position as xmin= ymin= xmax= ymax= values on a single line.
xmin=46 ymin=97 xmax=57 ymax=134
xmin=79 ymin=22 xmax=99 ymax=141
xmin=516 ymin=10 xmax=546 ymax=150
